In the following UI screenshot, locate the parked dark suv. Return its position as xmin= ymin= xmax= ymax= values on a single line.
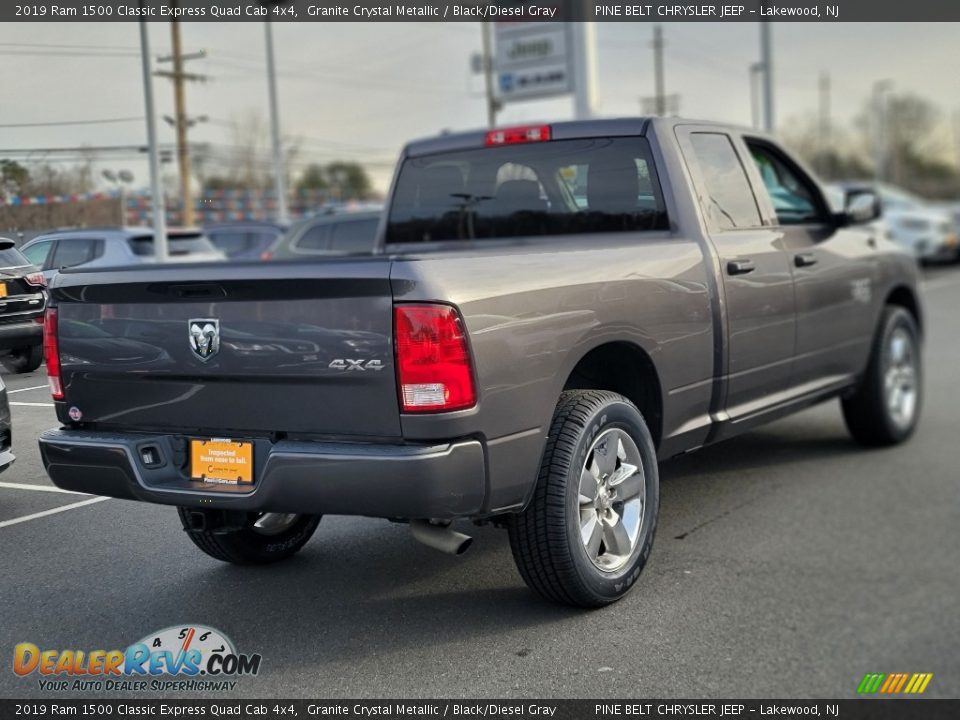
xmin=0 ymin=238 xmax=46 ymax=373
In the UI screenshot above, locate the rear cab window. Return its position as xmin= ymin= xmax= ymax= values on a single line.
xmin=385 ymin=136 xmax=668 ymax=244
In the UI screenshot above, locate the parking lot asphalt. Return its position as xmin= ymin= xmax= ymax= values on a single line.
xmin=1 ymin=269 xmax=958 ymax=700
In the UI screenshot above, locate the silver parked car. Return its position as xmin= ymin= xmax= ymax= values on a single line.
xmin=831 ymin=182 xmax=959 ymax=263
xmin=21 ymin=227 xmax=226 ymax=283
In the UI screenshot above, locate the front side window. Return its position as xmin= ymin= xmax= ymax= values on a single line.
xmin=386 ymin=137 xmax=668 ymax=243
xmin=688 ymin=133 xmax=762 ymax=231
xmin=748 ymin=141 xmax=825 ymax=225
xmin=51 ymin=239 xmax=97 ymax=269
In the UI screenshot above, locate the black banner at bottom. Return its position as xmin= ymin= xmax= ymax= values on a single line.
xmin=2 ymin=700 xmax=958 ymax=720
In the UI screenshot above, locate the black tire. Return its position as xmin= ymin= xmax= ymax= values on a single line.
xmin=177 ymin=509 xmax=321 ymax=565
xmin=508 ymin=390 xmax=659 ymax=608
xmin=4 ymin=345 xmax=43 ymax=374
xmin=842 ymin=305 xmax=922 ymax=447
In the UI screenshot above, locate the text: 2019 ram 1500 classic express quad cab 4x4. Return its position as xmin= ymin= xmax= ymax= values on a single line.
xmin=38 ymin=118 xmax=922 ymax=607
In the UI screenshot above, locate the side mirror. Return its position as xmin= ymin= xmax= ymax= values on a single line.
xmin=842 ymin=190 xmax=882 ymax=225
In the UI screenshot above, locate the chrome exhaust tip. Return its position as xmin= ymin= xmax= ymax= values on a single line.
xmin=410 ymin=520 xmax=473 ymax=555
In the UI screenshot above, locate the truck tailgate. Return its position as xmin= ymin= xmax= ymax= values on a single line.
xmin=51 ymin=260 xmax=401 ymax=439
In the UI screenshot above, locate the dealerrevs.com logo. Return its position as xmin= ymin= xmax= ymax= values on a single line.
xmin=13 ymin=625 xmax=262 ymax=692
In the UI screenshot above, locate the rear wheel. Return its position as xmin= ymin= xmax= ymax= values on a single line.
xmin=4 ymin=345 xmax=43 ymax=374
xmin=508 ymin=390 xmax=659 ymax=608
xmin=177 ymin=509 xmax=321 ymax=565
xmin=842 ymin=305 xmax=922 ymax=446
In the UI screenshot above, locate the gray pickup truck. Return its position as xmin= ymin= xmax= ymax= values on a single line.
xmin=39 ymin=118 xmax=922 ymax=607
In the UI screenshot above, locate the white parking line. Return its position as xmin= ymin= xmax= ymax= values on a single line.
xmin=0 ymin=481 xmax=89 ymax=496
xmin=10 ymin=402 xmax=54 ymax=407
xmin=7 ymin=384 xmax=49 ymax=394
xmin=0 ymin=496 xmax=109 ymax=530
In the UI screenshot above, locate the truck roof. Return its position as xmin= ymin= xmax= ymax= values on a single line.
xmin=402 ymin=116 xmax=751 ymax=158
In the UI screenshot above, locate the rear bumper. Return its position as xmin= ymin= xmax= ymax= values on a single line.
xmin=38 ymin=428 xmax=486 ymax=519
xmin=0 ymin=319 xmax=42 ymax=351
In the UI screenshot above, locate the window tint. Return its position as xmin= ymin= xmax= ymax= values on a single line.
xmin=22 ymin=241 xmax=52 ymax=268
xmin=296 ymin=223 xmax=331 ymax=250
xmin=51 ymin=239 xmax=98 ymax=269
xmin=748 ymin=143 xmax=824 ymax=225
xmin=329 ymin=219 xmax=378 ymax=252
xmin=0 ymin=246 xmax=30 ymax=267
xmin=386 ymin=137 xmax=668 ymax=243
xmin=689 ymin=133 xmax=762 ymax=231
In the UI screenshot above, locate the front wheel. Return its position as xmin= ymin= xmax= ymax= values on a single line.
xmin=842 ymin=305 xmax=922 ymax=446
xmin=508 ymin=390 xmax=659 ymax=608
xmin=177 ymin=509 xmax=321 ymax=565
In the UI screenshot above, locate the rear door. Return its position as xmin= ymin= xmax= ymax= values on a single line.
xmin=53 ymin=259 xmax=402 ymax=440
xmin=677 ymin=127 xmax=796 ymax=419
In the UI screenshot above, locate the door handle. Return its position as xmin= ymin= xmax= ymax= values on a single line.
xmin=726 ymin=259 xmax=756 ymax=276
xmin=794 ymin=253 xmax=818 ymax=268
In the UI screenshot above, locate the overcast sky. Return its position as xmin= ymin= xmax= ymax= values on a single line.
xmin=2 ymin=21 xmax=958 ymax=192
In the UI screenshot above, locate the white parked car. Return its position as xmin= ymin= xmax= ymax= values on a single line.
xmin=831 ymin=182 xmax=959 ymax=263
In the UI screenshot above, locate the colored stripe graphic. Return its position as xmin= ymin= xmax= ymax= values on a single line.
xmin=858 ymin=672 xmax=932 ymax=694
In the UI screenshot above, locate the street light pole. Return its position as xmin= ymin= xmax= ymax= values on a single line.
xmin=264 ymin=21 xmax=289 ymax=224
xmin=873 ymin=80 xmax=893 ymax=183
xmin=139 ymin=19 xmax=168 ymax=262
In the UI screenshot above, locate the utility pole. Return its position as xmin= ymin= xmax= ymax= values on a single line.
xmin=652 ymin=25 xmax=666 ymax=116
xmin=749 ymin=62 xmax=763 ymax=129
xmin=264 ymin=21 xmax=289 ymax=224
xmin=156 ymin=3 xmax=206 ymax=228
xmin=818 ymin=72 xmax=831 ymax=176
xmin=760 ymin=19 xmax=774 ymax=132
xmin=481 ymin=22 xmax=498 ymax=128
xmin=138 ymin=20 xmax=168 ymax=262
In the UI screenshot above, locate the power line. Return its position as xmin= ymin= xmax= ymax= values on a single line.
xmin=0 ymin=41 xmax=138 ymax=51
xmin=0 ymin=117 xmax=144 ymax=129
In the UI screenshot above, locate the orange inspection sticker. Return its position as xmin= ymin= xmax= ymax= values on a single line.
xmin=190 ymin=439 xmax=253 ymax=484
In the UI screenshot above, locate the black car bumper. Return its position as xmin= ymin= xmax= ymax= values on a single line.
xmin=0 ymin=319 xmax=42 ymax=351
xmin=38 ymin=428 xmax=487 ymax=519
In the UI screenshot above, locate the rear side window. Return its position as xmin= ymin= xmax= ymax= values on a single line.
xmin=295 ymin=223 xmax=331 ymax=251
xmin=329 ymin=218 xmax=378 ymax=252
xmin=688 ymin=133 xmax=762 ymax=231
xmin=51 ymin=239 xmax=99 ymax=269
xmin=386 ymin=137 xmax=668 ymax=243
xmin=208 ymin=231 xmax=251 ymax=255
xmin=129 ymin=233 xmax=218 ymax=257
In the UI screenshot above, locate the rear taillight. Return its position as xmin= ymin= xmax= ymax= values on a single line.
xmin=260 ymin=250 xmax=273 ymax=261
xmin=43 ymin=308 xmax=63 ymax=401
xmin=24 ymin=272 xmax=46 ymax=288
xmin=485 ymin=124 xmax=551 ymax=146
xmin=394 ymin=304 xmax=476 ymax=413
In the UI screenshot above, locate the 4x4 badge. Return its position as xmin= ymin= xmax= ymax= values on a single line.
xmin=188 ymin=318 xmax=220 ymax=362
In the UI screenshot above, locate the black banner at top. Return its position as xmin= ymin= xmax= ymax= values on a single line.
xmin=6 ymin=0 xmax=960 ymax=23
xmin=2 ymin=700 xmax=960 ymax=720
